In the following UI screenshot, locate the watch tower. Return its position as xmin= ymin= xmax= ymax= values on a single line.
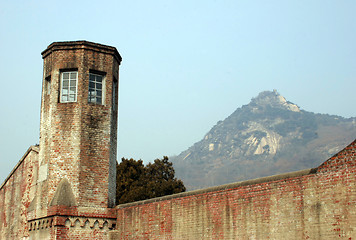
xmin=38 ymin=41 xmax=121 ymax=209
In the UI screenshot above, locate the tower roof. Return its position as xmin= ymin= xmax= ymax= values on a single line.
xmin=41 ymin=40 xmax=122 ymax=64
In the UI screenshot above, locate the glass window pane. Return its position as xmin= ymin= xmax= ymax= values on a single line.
xmin=70 ymin=87 xmax=76 ymax=94
xmin=69 ymin=94 xmax=75 ymax=101
xmin=70 ymin=79 xmax=76 ymax=87
xmin=62 ymin=80 xmax=69 ymax=87
xmin=96 ymin=90 xmax=102 ymax=97
xmin=70 ymin=72 xmax=77 ymax=79
xmin=62 ymin=73 xmax=69 ymax=80
xmin=96 ymin=76 xmax=102 ymax=82
xmin=89 ymin=74 xmax=95 ymax=81
xmin=97 ymin=97 xmax=102 ymax=104
xmin=89 ymin=82 xmax=95 ymax=88
xmin=96 ymin=83 xmax=102 ymax=89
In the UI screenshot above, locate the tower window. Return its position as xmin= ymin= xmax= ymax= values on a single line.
xmin=45 ymin=76 xmax=51 ymax=95
xmin=112 ymin=77 xmax=118 ymax=110
xmin=60 ymin=71 xmax=78 ymax=102
xmin=88 ymin=73 xmax=104 ymax=104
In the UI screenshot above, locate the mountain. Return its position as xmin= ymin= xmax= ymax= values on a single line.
xmin=171 ymin=90 xmax=356 ymax=190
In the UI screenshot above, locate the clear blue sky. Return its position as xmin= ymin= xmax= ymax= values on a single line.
xmin=1 ymin=0 xmax=355 ymax=183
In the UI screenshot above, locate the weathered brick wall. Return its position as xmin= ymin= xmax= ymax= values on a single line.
xmin=0 ymin=146 xmax=39 ymax=239
xmin=114 ymin=140 xmax=356 ymax=239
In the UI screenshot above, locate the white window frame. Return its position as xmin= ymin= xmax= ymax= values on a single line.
xmin=88 ymin=72 xmax=105 ymax=105
xmin=60 ymin=71 xmax=78 ymax=103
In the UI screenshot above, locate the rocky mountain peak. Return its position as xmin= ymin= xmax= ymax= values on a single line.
xmin=251 ymin=90 xmax=300 ymax=112
xmin=172 ymin=90 xmax=356 ymax=190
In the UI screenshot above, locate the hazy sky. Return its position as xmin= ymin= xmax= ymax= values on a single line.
xmin=0 ymin=0 xmax=355 ymax=183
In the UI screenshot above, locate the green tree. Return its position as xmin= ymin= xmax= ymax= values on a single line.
xmin=116 ymin=156 xmax=186 ymax=204
xmin=116 ymin=158 xmax=147 ymax=204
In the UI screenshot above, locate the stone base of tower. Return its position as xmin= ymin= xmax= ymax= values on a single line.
xmin=28 ymin=206 xmax=116 ymax=240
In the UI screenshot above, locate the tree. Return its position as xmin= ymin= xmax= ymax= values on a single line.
xmin=116 ymin=158 xmax=147 ymax=204
xmin=116 ymin=156 xmax=186 ymax=204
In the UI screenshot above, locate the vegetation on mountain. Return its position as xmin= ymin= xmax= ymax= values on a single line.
xmin=116 ymin=156 xmax=186 ymax=204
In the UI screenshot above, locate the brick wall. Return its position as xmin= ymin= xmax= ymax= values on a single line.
xmin=114 ymin=140 xmax=356 ymax=239
xmin=0 ymin=146 xmax=39 ymax=239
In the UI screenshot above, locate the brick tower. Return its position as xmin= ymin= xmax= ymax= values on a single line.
xmin=38 ymin=41 xmax=121 ymax=210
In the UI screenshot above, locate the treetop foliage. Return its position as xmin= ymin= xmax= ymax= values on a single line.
xmin=116 ymin=156 xmax=186 ymax=204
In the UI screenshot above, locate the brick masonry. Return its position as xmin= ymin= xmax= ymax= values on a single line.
xmin=0 ymin=41 xmax=355 ymax=239
xmin=113 ymin=140 xmax=356 ymax=239
xmin=0 ymin=146 xmax=39 ymax=239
